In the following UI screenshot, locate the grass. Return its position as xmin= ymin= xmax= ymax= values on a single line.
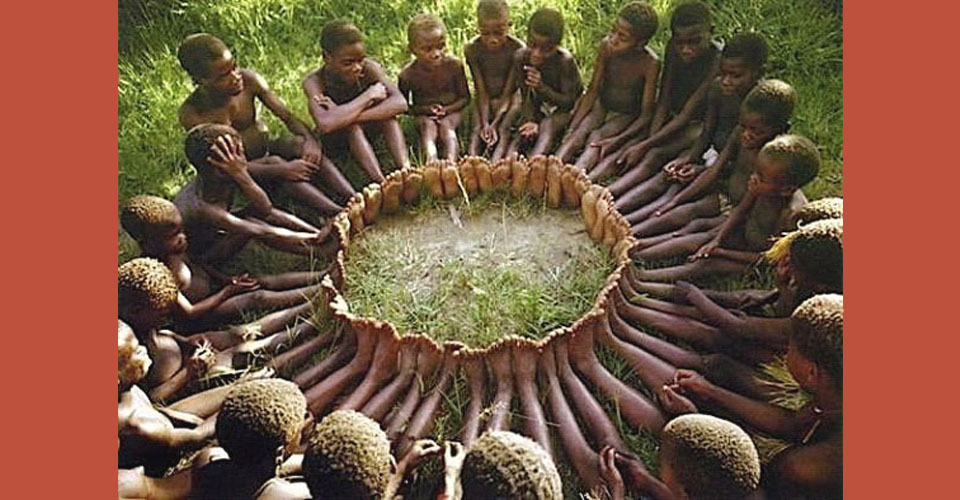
xmin=119 ymin=0 xmax=841 ymax=496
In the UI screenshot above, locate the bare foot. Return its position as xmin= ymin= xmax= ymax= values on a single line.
xmin=545 ymin=157 xmax=563 ymax=208
xmin=581 ymin=183 xmax=600 ymax=234
xmin=402 ymin=169 xmax=423 ymax=205
xmin=362 ymin=184 xmax=382 ymax=225
xmin=560 ymin=164 xmax=580 ymax=208
xmin=527 ymin=155 xmax=547 ymax=197
xmin=458 ymin=156 xmax=480 ymax=196
xmin=440 ymin=160 xmax=460 ymax=199
xmin=423 ymin=161 xmax=444 ymax=199
xmin=474 ymin=157 xmax=494 ymax=193
xmin=491 ymin=158 xmax=512 ymax=190
xmin=381 ymin=172 xmax=403 ymax=214
xmin=346 ymin=194 xmax=366 ymax=234
xmin=510 ymin=156 xmax=530 ymax=197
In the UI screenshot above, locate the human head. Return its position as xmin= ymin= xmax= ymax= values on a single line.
xmin=216 ymin=379 xmax=307 ymax=464
xmin=461 ymin=430 xmax=563 ymax=499
xmin=751 ymin=134 xmax=820 ymax=197
xmin=527 ymin=8 xmax=564 ymax=67
xmin=177 ymin=33 xmax=243 ymax=95
xmin=118 ymin=320 xmax=151 ymax=387
xmin=121 ymin=195 xmax=187 ymax=257
xmin=659 ymin=414 xmax=760 ymax=500
xmin=767 ymin=218 xmax=842 ymax=299
xmin=303 ymin=410 xmax=393 ymax=499
xmin=787 ymin=294 xmax=843 ymax=393
xmin=719 ymin=32 xmax=767 ymax=96
xmin=739 ymin=79 xmax=797 ymax=150
xmin=321 ymin=20 xmax=366 ymax=80
xmin=607 ymin=2 xmax=659 ymax=53
xmin=790 ymin=197 xmax=843 ymax=227
xmin=118 ymin=257 xmax=179 ymax=331
xmin=408 ymin=14 xmax=447 ymax=66
xmin=184 ymin=123 xmax=243 ymax=176
xmin=670 ymin=2 xmax=712 ymax=63
xmin=477 ymin=0 xmax=510 ymax=50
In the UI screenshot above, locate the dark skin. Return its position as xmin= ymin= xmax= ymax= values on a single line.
xmin=557 ymin=17 xmax=659 ymax=173
xmin=394 ymin=343 xmax=462 ymax=458
xmin=399 ymin=27 xmax=471 ymax=161
xmin=504 ymin=31 xmax=583 ymax=158
xmin=174 ymin=134 xmax=331 ymax=259
xmin=554 ymin=337 xmax=627 ymax=452
xmin=596 ymin=24 xmax=719 ymax=189
xmin=510 ymin=340 xmax=554 ymax=459
xmin=303 ymin=42 xmax=410 ymax=182
xmin=302 ymin=319 xmax=382 ymax=414
xmin=384 ymin=339 xmax=443 ymax=440
xmin=361 ymin=336 xmax=421 ymax=421
xmin=465 ymin=15 xmax=524 ymax=157
xmin=485 ymin=341 xmax=515 ymax=432
xmin=458 ymin=349 xmax=487 ymax=448
xmin=179 ymin=50 xmax=354 ymax=212
xmin=335 ymin=325 xmax=400 ymax=411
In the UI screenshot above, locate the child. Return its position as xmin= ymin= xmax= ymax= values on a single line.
xmin=122 ymin=195 xmax=323 ymax=329
xmin=303 ymin=20 xmax=411 ymax=182
xmin=606 ymin=32 xmax=767 ymax=202
xmin=177 ymin=33 xmax=354 ymax=213
xmin=599 ymin=414 xmax=761 ymax=500
xmin=399 ymin=14 xmax=471 ymax=162
xmin=174 ymin=124 xmax=330 ymax=260
xmin=634 ymin=133 xmax=820 ymax=282
xmin=629 ymin=81 xmax=798 ymax=262
xmin=663 ymin=294 xmax=844 ymax=499
xmin=555 ymin=2 xmax=660 ymax=173
xmin=457 ymin=430 xmax=563 ymax=499
xmin=465 ymin=0 xmax=524 ymax=159
xmin=595 ymin=1 xmax=720 ymax=188
xmin=503 ymin=7 xmax=583 ymax=158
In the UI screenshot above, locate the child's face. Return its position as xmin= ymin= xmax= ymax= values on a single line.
xmin=410 ymin=27 xmax=446 ymax=67
xmin=739 ymin=111 xmax=778 ymax=150
xmin=527 ymin=31 xmax=559 ymax=67
xmin=606 ymin=17 xmax=642 ymax=54
xmin=672 ymin=24 xmax=711 ymax=63
xmin=719 ymin=57 xmax=758 ymax=96
xmin=478 ymin=17 xmax=510 ymax=50
xmin=200 ymin=50 xmax=243 ymax=96
xmin=119 ymin=324 xmax=152 ymax=386
xmin=145 ymin=213 xmax=188 ymax=256
xmin=325 ymin=42 xmax=367 ymax=81
xmin=751 ymin=153 xmax=794 ymax=197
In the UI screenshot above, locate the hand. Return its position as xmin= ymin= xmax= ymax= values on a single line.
xmin=187 ymin=340 xmax=216 ymax=377
xmin=301 ymin=139 xmax=322 ymax=165
xmin=691 ymin=238 xmax=721 ymax=261
xmin=403 ymin=439 xmax=442 ymax=470
xmin=612 ymin=449 xmax=651 ymax=493
xmin=747 ymin=173 xmax=762 ymax=195
xmin=442 ymin=441 xmax=466 ymax=500
xmin=671 ymin=163 xmax=701 ymax=183
xmin=282 ymin=159 xmax=319 ymax=182
xmin=598 ymin=446 xmax=626 ymax=500
xmin=523 ymin=65 xmax=542 ymax=89
xmin=430 ymin=104 xmax=447 ymax=118
xmin=618 ymin=142 xmax=649 ymax=166
xmin=673 ymin=369 xmax=712 ymax=398
xmin=659 ymin=383 xmax=699 ymax=415
xmin=519 ymin=121 xmax=539 ymax=139
xmin=480 ymin=124 xmax=498 ymax=145
xmin=207 ymin=134 xmax=247 ymax=175
xmin=224 ymin=274 xmax=260 ymax=296
xmin=312 ymin=94 xmax=335 ymax=109
xmin=364 ymin=82 xmax=388 ymax=102
xmin=590 ymin=137 xmax=619 ymax=158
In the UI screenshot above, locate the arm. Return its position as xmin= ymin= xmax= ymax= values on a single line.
xmin=568 ymin=45 xmax=608 ymax=131
xmin=679 ymin=282 xmax=789 ymax=346
xmin=599 ymin=56 xmax=661 ymax=151
xmin=632 ymin=59 xmax=717 ymax=151
xmin=647 ymin=50 xmax=674 ymax=133
xmin=466 ymin=47 xmax=491 ymax=127
xmin=119 ymin=467 xmax=194 ymax=500
xmin=443 ymin=62 xmax=471 ymax=114
xmin=491 ymin=53 xmax=521 ymax=125
xmin=355 ymin=60 xmax=409 ymax=122
xmin=692 ymin=188 xmax=757 ymax=259
xmin=249 ymin=70 xmax=321 ymax=161
xmin=302 ymin=71 xmax=382 ymax=134
xmin=173 ymin=290 xmax=231 ymax=322
xmin=658 ymin=130 xmax=740 ymax=211
xmin=684 ymin=86 xmax=720 ymax=162
xmin=536 ymin=53 xmax=582 ymax=110
xmin=199 ymin=204 xmax=319 ymax=251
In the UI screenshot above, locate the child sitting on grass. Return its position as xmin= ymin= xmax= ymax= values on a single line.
xmin=599 ymin=414 xmax=761 ymax=500
xmin=661 ymin=294 xmax=844 ymax=499
xmin=174 ymin=124 xmax=331 ymax=261
xmin=633 ymin=132 xmax=819 ymax=282
xmin=593 ymin=1 xmax=720 ymax=184
xmin=608 ymin=32 xmax=768 ymax=204
xmin=177 ymin=33 xmax=353 ymax=214
xmin=399 ymin=13 xmax=471 ymax=162
xmin=503 ymin=7 xmax=583 ymax=158
xmin=465 ymin=0 xmax=524 ymax=159
xmin=122 ymin=194 xmax=323 ymax=329
xmin=303 ymin=20 xmax=411 ymax=182
xmin=554 ymin=1 xmax=660 ymax=173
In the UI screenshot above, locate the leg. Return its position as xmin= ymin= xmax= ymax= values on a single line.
xmin=303 ymin=320 xmax=380 ymax=414
xmin=632 ymin=257 xmax=752 ymax=283
xmin=417 ymin=116 xmax=440 ymax=162
xmin=592 ymin=136 xmax=643 ymax=191
xmin=555 ymin=339 xmax=627 ymax=451
xmin=468 ymin=104 xmax=483 ymax=156
xmin=337 ymin=325 xmax=400 ymax=411
xmin=555 ymin=103 xmax=605 ymax=162
xmin=254 ymin=271 xmax=324 ymax=290
xmin=614 ymin=172 xmax=671 ymax=213
xmin=211 ymin=284 xmax=322 ymax=320
xmin=633 ymin=231 xmax=717 ymax=262
xmin=394 ymin=349 xmax=458 ymax=457
xmin=346 ymin=124 xmax=385 ymax=182
xmin=485 ymin=344 xmax=515 ymax=432
xmin=267 ymin=134 xmax=304 ymax=160
xmin=632 ymin=195 xmax=721 ymax=237
xmin=577 ymin=113 xmax=636 ymax=173
xmin=530 ymin=112 xmax=571 ymax=157
xmin=378 ymin=118 xmax=411 ymax=170
xmin=361 ymin=338 xmax=418 ymax=422
xmin=460 ymin=352 xmax=487 ymax=448
xmin=438 ymin=111 xmax=464 ymax=161
xmin=284 ymin=181 xmax=343 ymax=216
xmin=166 ymin=384 xmax=234 ymax=417
xmin=512 ymin=341 xmax=554 ymax=459
xmin=611 ymin=122 xmax=702 ymax=192
xmin=632 ymin=215 xmax=724 ymax=251
xmin=315 ymin=154 xmax=356 ymax=201
xmin=492 ymin=95 xmax=522 ymax=161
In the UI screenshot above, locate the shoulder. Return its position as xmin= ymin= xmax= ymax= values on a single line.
xmin=507 ymin=35 xmax=524 ymax=50
xmin=465 ymin=39 xmax=481 ymax=58
xmin=445 ymin=56 xmax=466 ymax=72
xmin=398 ymin=61 xmax=416 ymax=79
xmin=240 ymin=68 xmax=267 ymax=89
xmin=178 ymin=98 xmax=200 ymax=128
xmin=513 ymin=47 xmax=530 ymax=63
xmin=642 ymin=45 xmax=660 ymax=62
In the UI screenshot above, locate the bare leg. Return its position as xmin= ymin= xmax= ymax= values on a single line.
xmin=555 ymin=103 xmax=605 ymax=162
xmin=540 ymin=341 xmax=603 ymax=491
xmin=632 ymin=195 xmax=721 ymax=237
xmin=254 ymin=271 xmax=324 ymax=290
xmin=608 ymin=125 xmax=700 ymax=194
xmin=268 ymin=325 xmax=339 ymax=376
xmin=555 ymin=338 xmax=626 ymax=451
xmin=379 ymin=118 xmax=411 ymax=171
xmin=210 ymin=284 xmax=323 ymax=320
xmin=394 ymin=346 xmax=460 ymax=457
xmin=567 ymin=315 xmax=666 ymax=433
xmin=614 ymin=172 xmax=671 ymax=213
xmin=166 ymin=384 xmax=234 ymax=417
xmin=594 ymin=312 xmax=677 ymax=394
xmin=511 ymin=340 xmax=553 ymax=459
xmin=337 ymin=325 xmax=400 ymax=411
xmin=315 ymin=154 xmax=357 ymax=201
xmin=439 ymin=111 xmax=463 ymax=161
xmin=290 ymin=328 xmax=357 ymax=387
xmin=628 ymin=276 xmax=779 ymax=311
xmin=530 ymin=112 xmax=571 ymax=157
xmin=492 ymin=96 xmax=522 ymax=162
xmin=229 ymin=321 xmax=320 ymax=369
xmin=578 ymin=113 xmax=636 ymax=173
xmin=361 ymin=337 xmax=419 ymax=421
xmin=606 ymin=293 xmax=704 ymax=369
xmin=187 ymin=302 xmax=313 ymax=351
xmin=623 ymin=185 xmax=682 ymax=225
xmin=284 ymin=181 xmax=343 ymax=216
xmin=485 ymin=343 xmax=515 ymax=432
xmin=460 ymin=350 xmax=487 ymax=448
xmin=385 ymin=339 xmax=443 ymax=440
xmin=417 ymin=116 xmax=440 ymax=162
xmin=632 ymin=215 xmax=725 ymax=252
xmin=468 ymin=105 xmax=483 ymax=156
xmin=304 ymin=320 xmax=381 ymax=414
xmin=592 ymin=136 xmax=644 ymax=193
xmin=618 ymin=277 xmax=707 ymax=320
xmin=346 ymin=124 xmax=385 ymax=182
xmin=633 ymin=256 xmax=751 ymax=282
xmin=608 ymin=286 xmax=726 ymax=351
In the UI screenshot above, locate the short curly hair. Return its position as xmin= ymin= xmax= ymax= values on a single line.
xmin=670 ymin=1 xmax=711 ymax=31
xmin=759 ymin=134 xmax=820 ymax=188
xmin=662 ymin=414 xmax=760 ymax=499
xmin=303 ymin=410 xmax=393 ymax=499
xmin=184 ymin=123 xmax=242 ymax=173
xmin=216 ymin=379 xmax=307 ymax=464
xmin=118 ymin=258 xmax=179 ymax=324
xmin=477 ymin=0 xmax=509 ymax=21
xmin=741 ymin=79 xmax=797 ymax=131
xmin=528 ymin=7 xmax=564 ymax=45
xmin=790 ymin=294 xmax=843 ymax=386
xmin=766 ymin=218 xmax=842 ymax=293
xmin=619 ymin=2 xmax=659 ymax=42
xmin=177 ymin=33 xmax=229 ymax=79
xmin=121 ymin=195 xmax=180 ymax=243
xmin=723 ymin=32 xmax=767 ymax=72
xmin=461 ymin=430 xmax=563 ymax=499
xmin=791 ymin=197 xmax=843 ymax=227
xmin=408 ymin=13 xmax=445 ymax=46
xmin=321 ymin=19 xmax=364 ymax=54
